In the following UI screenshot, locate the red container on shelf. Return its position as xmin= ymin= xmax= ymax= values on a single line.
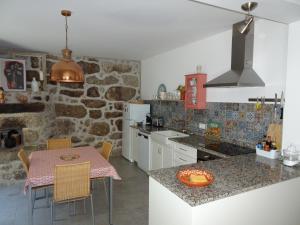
xmin=184 ymin=73 xmax=207 ymax=109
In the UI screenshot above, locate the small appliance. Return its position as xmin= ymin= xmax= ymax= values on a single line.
xmin=282 ymin=144 xmax=300 ymax=167
xmin=152 ymin=116 xmax=164 ymax=127
xmin=146 ymin=113 xmax=152 ymax=126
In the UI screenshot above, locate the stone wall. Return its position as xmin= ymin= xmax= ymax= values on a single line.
xmin=0 ymin=53 xmax=140 ymax=185
xmin=46 ymin=55 xmax=140 ymax=154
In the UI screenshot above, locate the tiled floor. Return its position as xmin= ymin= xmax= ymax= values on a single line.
xmin=0 ymin=157 xmax=149 ymax=225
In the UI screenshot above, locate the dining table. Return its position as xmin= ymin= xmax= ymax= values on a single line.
xmin=25 ymin=146 xmax=121 ymax=225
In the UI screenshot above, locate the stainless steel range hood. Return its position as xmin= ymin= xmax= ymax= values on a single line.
xmin=204 ymin=21 xmax=265 ymax=88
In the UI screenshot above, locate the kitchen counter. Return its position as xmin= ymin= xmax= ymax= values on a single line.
xmin=130 ymin=124 xmax=167 ymax=134
xmin=149 ymin=153 xmax=300 ymax=207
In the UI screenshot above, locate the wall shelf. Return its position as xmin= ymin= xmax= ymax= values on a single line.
xmin=0 ymin=103 xmax=45 ymax=114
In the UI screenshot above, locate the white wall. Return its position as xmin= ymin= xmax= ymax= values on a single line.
xmin=282 ymin=21 xmax=300 ymax=147
xmin=141 ymin=20 xmax=288 ymax=103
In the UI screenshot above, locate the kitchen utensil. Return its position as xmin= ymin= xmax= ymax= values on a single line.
xmin=282 ymin=144 xmax=300 ymax=167
xmin=274 ymin=93 xmax=278 ymax=120
xmin=176 ymin=169 xmax=214 ymax=187
xmin=280 ymin=91 xmax=284 ymax=119
xmin=255 ymin=97 xmax=262 ymax=110
xmin=152 ymin=116 xmax=164 ymax=127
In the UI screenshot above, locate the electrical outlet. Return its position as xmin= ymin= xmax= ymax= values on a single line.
xmin=199 ymin=123 xmax=207 ymax=130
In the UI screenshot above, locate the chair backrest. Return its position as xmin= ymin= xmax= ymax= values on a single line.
xmin=17 ymin=149 xmax=30 ymax=175
xmin=47 ymin=138 xmax=72 ymax=150
xmin=101 ymin=141 xmax=113 ymax=161
xmin=54 ymin=162 xmax=90 ymax=202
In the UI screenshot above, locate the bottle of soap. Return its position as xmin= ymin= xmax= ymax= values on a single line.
xmin=31 ymin=77 xmax=39 ymax=93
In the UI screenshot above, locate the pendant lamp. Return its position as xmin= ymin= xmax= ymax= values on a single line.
xmin=50 ymin=10 xmax=84 ymax=83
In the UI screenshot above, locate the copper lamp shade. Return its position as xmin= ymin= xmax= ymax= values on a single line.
xmin=50 ymin=10 xmax=84 ymax=83
xmin=51 ymin=49 xmax=84 ymax=83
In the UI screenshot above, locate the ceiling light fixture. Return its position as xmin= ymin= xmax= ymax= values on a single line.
xmin=237 ymin=2 xmax=258 ymax=34
xmin=50 ymin=10 xmax=84 ymax=83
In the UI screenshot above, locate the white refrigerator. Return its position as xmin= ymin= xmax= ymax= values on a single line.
xmin=122 ymin=103 xmax=150 ymax=162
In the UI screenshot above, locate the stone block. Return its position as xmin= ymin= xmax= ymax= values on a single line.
xmin=89 ymin=110 xmax=102 ymax=119
xmin=55 ymin=104 xmax=87 ymax=118
xmin=81 ymin=99 xmax=106 ymax=108
xmin=122 ymin=75 xmax=139 ymax=87
xmin=86 ymin=75 xmax=119 ymax=85
xmin=87 ymin=87 xmax=100 ymax=97
xmin=56 ymin=119 xmax=75 ymax=135
xmin=105 ymin=86 xmax=136 ymax=101
xmin=60 ymin=90 xmax=84 ymax=98
xmin=109 ymin=132 xmax=122 ymax=139
xmin=114 ymin=102 xmax=123 ymax=111
xmin=23 ymin=128 xmax=39 ymax=145
xmin=89 ymin=122 xmax=110 ymax=136
xmin=31 ymin=57 xmax=40 ymax=68
xmin=60 ymin=83 xmax=84 ymax=89
xmin=105 ymin=111 xmax=123 ymax=119
xmin=102 ymin=63 xmax=132 ymax=74
xmin=115 ymin=119 xmax=122 ymax=131
xmin=78 ymin=61 xmax=100 ymax=74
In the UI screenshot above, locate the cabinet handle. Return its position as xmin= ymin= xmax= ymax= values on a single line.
xmin=179 ymin=148 xmax=188 ymax=152
xmin=179 ymin=157 xmax=187 ymax=162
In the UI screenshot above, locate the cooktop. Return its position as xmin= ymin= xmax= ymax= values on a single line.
xmin=204 ymin=141 xmax=255 ymax=156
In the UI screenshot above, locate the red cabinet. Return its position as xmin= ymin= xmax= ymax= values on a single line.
xmin=184 ymin=73 xmax=207 ymax=109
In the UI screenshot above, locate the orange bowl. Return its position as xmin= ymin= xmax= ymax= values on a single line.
xmin=176 ymin=169 xmax=214 ymax=187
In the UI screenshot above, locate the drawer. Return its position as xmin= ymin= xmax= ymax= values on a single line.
xmin=173 ymin=143 xmax=197 ymax=159
xmin=174 ymin=152 xmax=196 ymax=166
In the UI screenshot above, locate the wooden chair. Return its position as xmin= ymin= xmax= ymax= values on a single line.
xmin=96 ymin=141 xmax=113 ymax=200
xmin=47 ymin=138 xmax=72 ymax=150
xmin=17 ymin=149 xmax=49 ymax=209
xmin=51 ymin=162 xmax=94 ymax=225
xmin=100 ymin=141 xmax=113 ymax=161
xmin=17 ymin=149 xmax=30 ymax=175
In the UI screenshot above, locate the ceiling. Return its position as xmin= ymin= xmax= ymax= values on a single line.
xmin=193 ymin=0 xmax=300 ymax=24
xmin=0 ymin=0 xmax=299 ymax=60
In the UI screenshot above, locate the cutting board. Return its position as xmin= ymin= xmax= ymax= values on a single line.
xmin=267 ymin=123 xmax=283 ymax=150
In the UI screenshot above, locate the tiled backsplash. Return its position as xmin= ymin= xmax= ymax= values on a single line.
xmin=146 ymin=100 xmax=282 ymax=148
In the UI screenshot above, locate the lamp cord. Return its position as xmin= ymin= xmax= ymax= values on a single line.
xmin=65 ymin=16 xmax=68 ymax=49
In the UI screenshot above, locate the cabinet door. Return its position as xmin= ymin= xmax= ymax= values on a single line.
xmin=174 ymin=152 xmax=196 ymax=166
xmin=163 ymin=145 xmax=173 ymax=168
xmin=151 ymin=141 xmax=163 ymax=170
xmin=131 ymin=128 xmax=139 ymax=162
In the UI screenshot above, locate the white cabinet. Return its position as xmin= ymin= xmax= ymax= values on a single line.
xmin=170 ymin=141 xmax=197 ymax=167
xmin=130 ymin=127 xmax=139 ymax=162
xmin=162 ymin=145 xmax=173 ymax=168
xmin=151 ymin=137 xmax=197 ymax=170
xmin=151 ymin=141 xmax=163 ymax=170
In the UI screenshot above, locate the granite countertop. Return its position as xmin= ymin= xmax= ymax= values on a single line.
xmin=130 ymin=125 xmax=167 ymax=134
xmin=169 ymin=134 xmax=206 ymax=148
xmin=149 ymin=154 xmax=300 ymax=207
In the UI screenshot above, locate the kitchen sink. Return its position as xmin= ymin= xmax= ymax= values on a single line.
xmin=151 ymin=130 xmax=189 ymax=145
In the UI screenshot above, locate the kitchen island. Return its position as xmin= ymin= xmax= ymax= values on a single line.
xmin=149 ymin=154 xmax=300 ymax=225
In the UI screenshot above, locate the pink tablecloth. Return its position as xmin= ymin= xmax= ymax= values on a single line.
xmin=25 ymin=146 xmax=121 ymax=190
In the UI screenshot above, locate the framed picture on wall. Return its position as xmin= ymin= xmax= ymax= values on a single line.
xmin=0 ymin=58 xmax=26 ymax=91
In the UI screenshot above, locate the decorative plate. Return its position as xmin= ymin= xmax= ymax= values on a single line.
xmin=176 ymin=169 xmax=214 ymax=187
xmin=157 ymin=83 xmax=167 ymax=96
xmin=60 ymin=154 xmax=80 ymax=161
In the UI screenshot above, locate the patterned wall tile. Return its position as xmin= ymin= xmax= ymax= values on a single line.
xmin=149 ymin=101 xmax=282 ymax=148
xmin=246 ymin=112 xmax=255 ymax=122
